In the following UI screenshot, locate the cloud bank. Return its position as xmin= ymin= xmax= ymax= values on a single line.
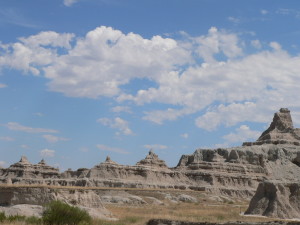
xmin=1 ymin=26 xmax=300 ymax=131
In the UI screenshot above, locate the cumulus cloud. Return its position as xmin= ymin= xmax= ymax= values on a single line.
xmin=5 ymin=122 xmax=58 ymax=133
xmin=142 ymin=107 xmax=197 ymax=124
xmin=0 ymin=31 xmax=74 ymax=75
xmin=97 ymin=117 xmax=133 ymax=135
xmin=0 ymin=83 xmax=7 ymax=88
xmin=42 ymin=134 xmax=69 ymax=143
xmin=96 ymin=144 xmax=128 ymax=154
xmin=42 ymin=26 xmax=190 ymax=98
xmin=222 ymin=125 xmax=261 ymax=144
xmin=195 ymin=102 xmax=261 ymax=131
xmin=1 ymin=26 xmax=300 ymax=131
xmin=195 ymin=27 xmax=243 ymax=63
xmin=40 ymin=148 xmax=55 ymax=157
xmin=143 ymin=144 xmax=168 ymax=150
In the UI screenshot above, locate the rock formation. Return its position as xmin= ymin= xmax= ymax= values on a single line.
xmin=1 ymin=108 xmax=300 ymax=219
xmin=0 ymin=156 xmax=59 ymax=185
xmin=243 ymin=108 xmax=300 ymax=146
xmin=1 ymin=109 xmax=300 ymax=197
xmin=136 ymin=150 xmax=168 ymax=168
xmin=0 ymin=186 xmax=113 ymax=219
xmin=245 ymin=181 xmax=300 ymax=219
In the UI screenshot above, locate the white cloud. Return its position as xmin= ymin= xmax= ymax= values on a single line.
xmin=251 ymin=39 xmax=262 ymax=49
xmin=0 ymin=161 xmax=7 ymax=167
xmin=195 ymin=102 xmax=261 ymax=131
xmin=0 ymin=83 xmax=7 ymax=88
xmin=143 ymin=144 xmax=168 ymax=150
xmin=2 ymin=26 xmax=300 ymax=131
xmin=0 ymin=136 xmax=14 ymax=141
xmin=194 ymin=27 xmax=243 ymax=63
xmin=228 ymin=17 xmax=240 ymax=24
xmin=97 ymin=117 xmax=133 ymax=135
xmin=96 ymin=144 xmax=128 ymax=154
xmin=5 ymin=122 xmax=58 ymax=133
xmin=0 ymin=26 xmax=242 ymax=121
xmin=142 ymin=107 xmax=197 ymax=124
xmin=0 ymin=31 xmax=74 ymax=75
xmin=180 ymin=133 xmax=189 ymax=139
xmin=63 ymin=0 xmax=79 ymax=7
xmin=261 ymin=9 xmax=268 ymax=15
xmin=42 ymin=134 xmax=69 ymax=143
xmin=40 ymin=148 xmax=55 ymax=157
xmin=222 ymin=125 xmax=261 ymax=144
xmin=270 ymin=41 xmax=281 ymax=50
xmin=111 ymin=106 xmax=132 ymax=113
xmin=43 ymin=26 xmax=190 ymax=98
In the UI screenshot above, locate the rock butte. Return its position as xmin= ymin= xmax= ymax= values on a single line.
xmin=1 ymin=108 xmax=300 ymax=220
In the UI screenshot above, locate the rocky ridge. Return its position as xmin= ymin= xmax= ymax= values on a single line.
xmin=1 ymin=108 xmax=300 ymax=219
xmin=1 ymin=109 xmax=300 ymax=197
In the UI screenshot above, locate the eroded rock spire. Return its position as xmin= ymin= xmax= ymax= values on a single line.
xmin=243 ymin=108 xmax=300 ymax=146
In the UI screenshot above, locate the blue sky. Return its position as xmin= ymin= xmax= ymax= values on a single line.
xmin=1 ymin=0 xmax=300 ymax=170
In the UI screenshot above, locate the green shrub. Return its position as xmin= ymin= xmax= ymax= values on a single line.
xmin=43 ymin=200 xmax=92 ymax=225
xmin=26 ymin=216 xmax=43 ymax=224
xmin=7 ymin=214 xmax=26 ymax=222
xmin=123 ymin=216 xmax=140 ymax=223
xmin=0 ymin=212 xmax=6 ymax=222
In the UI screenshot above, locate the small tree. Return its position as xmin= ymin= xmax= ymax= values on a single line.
xmin=43 ymin=200 xmax=92 ymax=225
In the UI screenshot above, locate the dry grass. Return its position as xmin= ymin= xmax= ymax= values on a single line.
xmin=93 ymin=201 xmax=277 ymax=225
xmin=0 ymin=203 xmax=279 ymax=225
xmin=0 ymin=187 xmax=279 ymax=225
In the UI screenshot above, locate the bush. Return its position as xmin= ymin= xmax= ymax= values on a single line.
xmin=7 ymin=214 xmax=26 ymax=222
xmin=26 ymin=216 xmax=43 ymax=224
xmin=43 ymin=200 xmax=92 ymax=225
xmin=0 ymin=212 xmax=6 ymax=222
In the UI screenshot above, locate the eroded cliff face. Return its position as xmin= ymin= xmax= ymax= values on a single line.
xmin=1 ymin=108 xmax=300 ymax=200
xmin=245 ymin=181 xmax=300 ymax=219
xmin=0 ymin=186 xmax=113 ymax=219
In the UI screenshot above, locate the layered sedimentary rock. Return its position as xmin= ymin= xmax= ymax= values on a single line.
xmin=0 ymin=186 xmax=113 ymax=219
xmin=0 ymin=156 xmax=59 ymax=185
xmin=136 ymin=150 xmax=168 ymax=168
xmin=1 ymin=108 xmax=300 ymax=201
xmin=245 ymin=181 xmax=300 ymax=219
xmin=243 ymin=108 xmax=300 ymax=146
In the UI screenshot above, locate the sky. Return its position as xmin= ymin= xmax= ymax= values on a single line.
xmin=1 ymin=0 xmax=300 ymax=170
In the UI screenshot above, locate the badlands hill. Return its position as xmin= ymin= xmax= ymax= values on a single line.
xmin=1 ymin=108 xmax=300 ymax=220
